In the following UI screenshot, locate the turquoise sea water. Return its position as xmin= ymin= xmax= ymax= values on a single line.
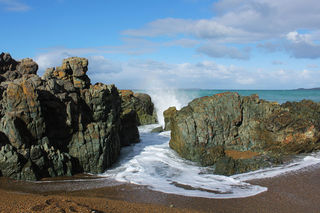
xmin=135 ymin=89 xmax=320 ymax=126
xmin=173 ymin=89 xmax=320 ymax=104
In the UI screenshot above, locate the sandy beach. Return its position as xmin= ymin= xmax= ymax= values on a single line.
xmin=0 ymin=164 xmax=320 ymax=213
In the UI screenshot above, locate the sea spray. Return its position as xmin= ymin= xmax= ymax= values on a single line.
xmin=147 ymin=89 xmax=192 ymax=126
xmin=141 ymin=76 xmax=197 ymax=126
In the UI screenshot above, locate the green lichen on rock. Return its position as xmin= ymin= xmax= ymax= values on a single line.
xmin=0 ymin=53 xmax=140 ymax=180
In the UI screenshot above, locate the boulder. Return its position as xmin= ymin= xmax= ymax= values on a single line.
xmin=119 ymin=108 xmax=140 ymax=146
xmin=0 ymin=52 xmax=18 ymax=74
xmin=169 ymin=92 xmax=320 ymax=175
xmin=16 ymin=58 xmax=38 ymax=75
xmin=163 ymin=106 xmax=177 ymax=131
xmin=0 ymin=53 xmax=139 ymax=180
xmin=151 ymin=126 xmax=164 ymax=133
xmin=119 ymin=90 xmax=157 ymax=125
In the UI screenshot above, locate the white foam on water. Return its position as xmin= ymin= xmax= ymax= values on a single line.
xmin=101 ymin=124 xmax=320 ymax=199
xmin=101 ymin=125 xmax=267 ymax=199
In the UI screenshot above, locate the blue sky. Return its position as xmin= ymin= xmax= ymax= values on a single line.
xmin=1 ymin=0 xmax=320 ymax=89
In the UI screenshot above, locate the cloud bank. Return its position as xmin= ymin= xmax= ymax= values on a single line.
xmin=123 ymin=0 xmax=320 ymax=59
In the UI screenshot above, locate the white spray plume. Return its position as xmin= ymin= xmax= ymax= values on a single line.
xmin=143 ymin=76 xmax=193 ymax=127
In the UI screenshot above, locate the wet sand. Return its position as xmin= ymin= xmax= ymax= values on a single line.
xmin=1 ymin=165 xmax=320 ymax=213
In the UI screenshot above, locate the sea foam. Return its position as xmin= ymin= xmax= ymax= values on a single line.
xmin=101 ymin=124 xmax=320 ymax=198
xmin=101 ymin=125 xmax=267 ymax=198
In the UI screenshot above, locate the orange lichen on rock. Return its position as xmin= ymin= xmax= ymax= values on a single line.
xmin=119 ymin=89 xmax=134 ymax=97
xmin=225 ymin=150 xmax=259 ymax=160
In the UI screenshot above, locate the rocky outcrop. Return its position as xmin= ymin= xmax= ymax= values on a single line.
xmin=119 ymin=90 xmax=157 ymax=125
xmin=0 ymin=53 xmax=138 ymax=180
xmin=169 ymin=92 xmax=320 ymax=175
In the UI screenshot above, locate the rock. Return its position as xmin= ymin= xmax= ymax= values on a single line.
xmin=119 ymin=90 xmax=157 ymax=125
xmin=0 ymin=53 xmax=18 ymax=74
xmin=43 ymin=57 xmax=90 ymax=89
xmin=163 ymin=107 xmax=177 ymax=131
xmin=0 ymin=54 xmax=140 ymax=180
xmin=16 ymin=58 xmax=38 ymax=75
xmin=151 ymin=126 xmax=163 ymax=133
xmin=68 ymin=83 xmax=122 ymax=174
xmin=169 ymin=92 xmax=320 ymax=175
xmin=119 ymin=108 xmax=140 ymax=146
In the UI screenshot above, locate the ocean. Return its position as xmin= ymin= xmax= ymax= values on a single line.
xmin=101 ymin=89 xmax=320 ymax=199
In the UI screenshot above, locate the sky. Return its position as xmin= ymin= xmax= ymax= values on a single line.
xmin=1 ymin=0 xmax=320 ymax=89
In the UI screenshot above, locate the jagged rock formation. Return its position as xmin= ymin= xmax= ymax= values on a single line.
xmin=169 ymin=92 xmax=320 ymax=175
xmin=0 ymin=53 xmax=139 ymax=180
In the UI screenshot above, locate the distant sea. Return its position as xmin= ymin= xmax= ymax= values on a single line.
xmin=136 ymin=89 xmax=320 ymax=105
xmin=135 ymin=89 xmax=320 ymax=127
xmin=193 ymin=89 xmax=320 ymax=104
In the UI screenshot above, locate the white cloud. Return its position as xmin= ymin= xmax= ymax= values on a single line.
xmin=35 ymin=50 xmax=72 ymax=75
xmin=284 ymin=32 xmax=320 ymax=59
xmin=286 ymin=31 xmax=312 ymax=44
xmin=33 ymin=47 xmax=320 ymax=90
xmin=87 ymin=56 xmax=122 ymax=75
xmin=88 ymin=59 xmax=257 ymax=89
xmin=122 ymin=0 xmax=320 ymax=59
xmin=0 ymin=0 xmax=30 ymax=11
xmin=197 ymin=43 xmax=250 ymax=59
xmin=123 ymin=17 xmax=255 ymax=42
xmin=34 ymin=48 xmax=123 ymax=78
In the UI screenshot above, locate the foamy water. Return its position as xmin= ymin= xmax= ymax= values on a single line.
xmin=101 ymin=89 xmax=320 ymax=199
xmin=101 ymin=125 xmax=320 ymax=198
xmin=101 ymin=124 xmax=320 ymax=199
xmin=101 ymin=125 xmax=267 ymax=198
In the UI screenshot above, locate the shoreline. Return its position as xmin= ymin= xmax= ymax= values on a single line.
xmin=1 ymin=164 xmax=320 ymax=212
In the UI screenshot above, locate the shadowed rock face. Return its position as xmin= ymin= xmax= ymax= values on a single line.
xmin=169 ymin=92 xmax=320 ymax=175
xmin=0 ymin=53 xmax=138 ymax=180
xmin=118 ymin=89 xmax=158 ymax=146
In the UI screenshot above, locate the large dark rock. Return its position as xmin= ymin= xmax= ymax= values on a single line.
xmin=119 ymin=108 xmax=140 ymax=146
xmin=118 ymin=89 xmax=158 ymax=146
xmin=169 ymin=92 xmax=320 ymax=175
xmin=0 ymin=53 xmax=139 ymax=180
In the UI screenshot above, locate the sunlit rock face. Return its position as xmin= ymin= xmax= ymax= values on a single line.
xmin=0 ymin=53 xmax=140 ymax=180
xmin=169 ymin=92 xmax=320 ymax=175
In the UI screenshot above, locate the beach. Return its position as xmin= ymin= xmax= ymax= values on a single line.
xmin=0 ymin=164 xmax=320 ymax=213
